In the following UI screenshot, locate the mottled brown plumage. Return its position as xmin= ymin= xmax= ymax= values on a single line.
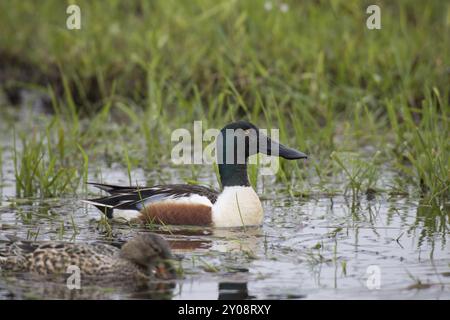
xmin=0 ymin=233 xmax=176 ymax=282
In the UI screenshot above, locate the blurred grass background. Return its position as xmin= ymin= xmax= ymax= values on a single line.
xmin=0 ymin=0 xmax=448 ymax=200
xmin=1 ymin=0 xmax=448 ymax=112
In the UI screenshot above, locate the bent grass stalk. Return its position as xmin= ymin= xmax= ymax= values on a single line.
xmin=331 ymin=151 xmax=380 ymax=197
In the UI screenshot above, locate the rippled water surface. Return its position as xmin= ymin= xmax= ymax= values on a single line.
xmin=0 ymin=160 xmax=449 ymax=300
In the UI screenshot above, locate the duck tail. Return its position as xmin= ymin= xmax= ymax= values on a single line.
xmin=87 ymin=182 xmax=140 ymax=194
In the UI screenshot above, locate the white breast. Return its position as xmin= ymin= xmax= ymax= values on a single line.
xmin=211 ymin=186 xmax=263 ymax=227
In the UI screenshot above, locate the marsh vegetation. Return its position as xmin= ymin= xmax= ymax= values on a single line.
xmin=0 ymin=1 xmax=448 ymax=299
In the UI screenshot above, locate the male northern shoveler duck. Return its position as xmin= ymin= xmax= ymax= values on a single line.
xmin=0 ymin=233 xmax=175 ymax=281
xmin=83 ymin=121 xmax=307 ymax=227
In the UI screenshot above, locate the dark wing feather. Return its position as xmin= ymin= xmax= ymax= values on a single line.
xmin=87 ymin=182 xmax=139 ymax=194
